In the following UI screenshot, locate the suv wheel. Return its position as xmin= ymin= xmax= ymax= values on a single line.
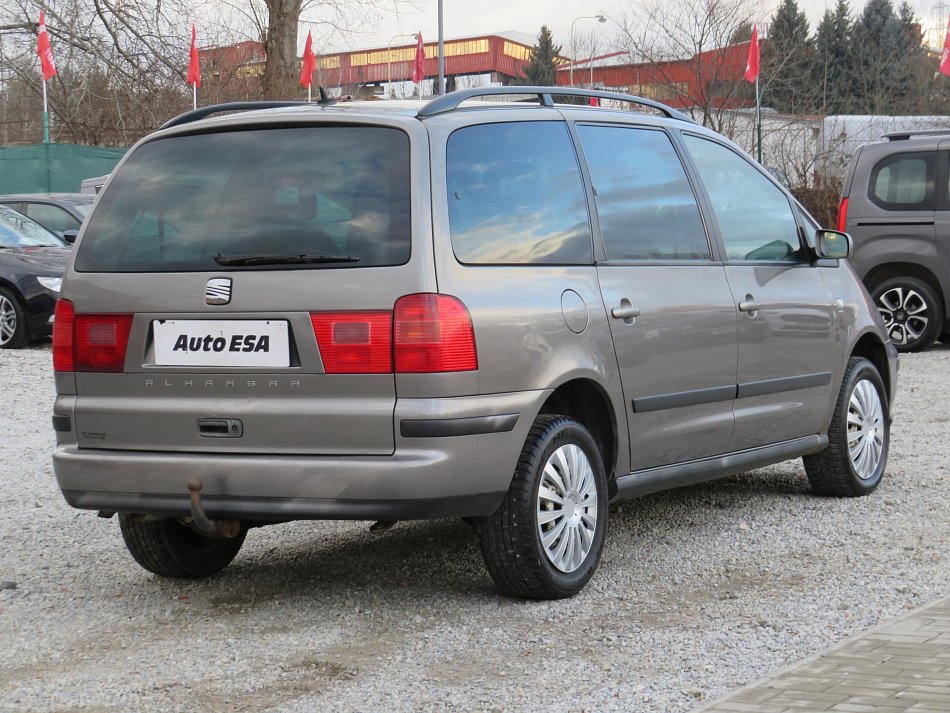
xmin=872 ymin=276 xmax=943 ymax=352
xmin=0 ymin=288 xmax=28 ymax=349
xmin=803 ymin=357 xmax=889 ymax=497
xmin=478 ymin=415 xmax=607 ymax=600
xmin=119 ymin=514 xmax=247 ymax=578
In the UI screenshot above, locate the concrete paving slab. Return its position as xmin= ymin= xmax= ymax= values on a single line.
xmin=698 ymin=597 xmax=950 ymax=713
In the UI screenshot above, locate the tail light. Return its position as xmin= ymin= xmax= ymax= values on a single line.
xmin=311 ymin=312 xmax=392 ymax=373
xmin=394 ymin=293 xmax=477 ymax=373
xmin=52 ymin=299 xmax=75 ymax=372
xmin=53 ymin=299 xmax=133 ymax=373
xmin=836 ymin=197 xmax=849 ymax=232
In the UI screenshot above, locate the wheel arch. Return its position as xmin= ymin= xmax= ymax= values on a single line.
xmin=0 ymin=277 xmax=25 ymax=301
xmin=848 ymin=330 xmax=892 ymax=407
xmin=863 ymin=262 xmax=946 ymax=314
xmin=536 ymin=377 xmax=619 ymax=481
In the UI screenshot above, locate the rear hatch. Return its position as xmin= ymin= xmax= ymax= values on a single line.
xmin=60 ymin=120 xmax=422 ymax=455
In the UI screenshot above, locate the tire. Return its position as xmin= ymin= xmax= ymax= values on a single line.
xmin=478 ymin=415 xmax=608 ymax=600
xmin=119 ymin=515 xmax=247 ymax=578
xmin=804 ymin=357 xmax=889 ymax=497
xmin=871 ymin=276 xmax=943 ymax=352
xmin=0 ymin=287 xmax=29 ymax=349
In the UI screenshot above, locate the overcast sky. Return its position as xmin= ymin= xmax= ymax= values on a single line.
xmin=318 ymin=0 xmax=948 ymax=54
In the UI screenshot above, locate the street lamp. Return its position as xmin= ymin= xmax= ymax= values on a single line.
xmin=569 ymin=14 xmax=607 ymax=88
xmin=387 ymin=33 xmax=419 ymax=98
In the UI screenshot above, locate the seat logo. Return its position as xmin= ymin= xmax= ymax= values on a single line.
xmin=205 ymin=278 xmax=232 ymax=305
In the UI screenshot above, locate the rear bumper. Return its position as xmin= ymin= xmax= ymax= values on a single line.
xmin=53 ymin=389 xmax=551 ymax=520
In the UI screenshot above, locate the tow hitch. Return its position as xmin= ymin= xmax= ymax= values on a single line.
xmin=187 ymin=478 xmax=242 ymax=538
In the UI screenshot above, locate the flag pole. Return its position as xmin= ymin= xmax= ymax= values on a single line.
xmin=308 ymin=84 xmax=312 ymax=103
xmin=755 ymin=74 xmax=762 ymax=164
xmin=42 ymin=78 xmax=49 ymax=144
xmin=192 ymin=82 xmax=197 ymax=111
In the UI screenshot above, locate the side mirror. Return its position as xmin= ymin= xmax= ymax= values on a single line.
xmin=61 ymin=229 xmax=79 ymax=245
xmin=814 ymin=229 xmax=851 ymax=260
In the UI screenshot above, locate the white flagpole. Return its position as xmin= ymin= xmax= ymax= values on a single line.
xmin=308 ymin=84 xmax=312 ymax=102
xmin=192 ymin=83 xmax=197 ymax=110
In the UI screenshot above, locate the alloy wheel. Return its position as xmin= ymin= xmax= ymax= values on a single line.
xmin=0 ymin=294 xmax=16 ymax=346
xmin=877 ymin=286 xmax=928 ymax=347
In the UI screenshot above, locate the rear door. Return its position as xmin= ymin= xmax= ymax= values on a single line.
xmin=577 ymin=123 xmax=738 ymax=471
xmin=66 ymin=119 xmax=430 ymax=456
xmin=681 ymin=133 xmax=835 ymax=450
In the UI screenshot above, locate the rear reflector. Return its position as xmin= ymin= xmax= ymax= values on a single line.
xmin=394 ymin=293 xmax=477 ymax=373
xmin=311 ymin=312 xmax=392 ymax=373
xmin=53 ymin=300 xmax=133 ymax=373
xmin=836 ymin=197 xmax=849 ymax=232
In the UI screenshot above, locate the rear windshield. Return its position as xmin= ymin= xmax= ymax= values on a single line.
xmin=74 ymin=126 xmax=411 ymax=272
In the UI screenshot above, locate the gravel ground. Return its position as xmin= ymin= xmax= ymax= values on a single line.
xmin=1 ymin=343 xmax=949 ymax=712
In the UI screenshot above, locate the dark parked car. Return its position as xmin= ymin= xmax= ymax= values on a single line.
xmin=0 ymin=193 xmax=95 ymax=243
xmin=0 ymin=205 xmax=69 ymax=348
xmin=839 ymin=129 xmax=950 ymax=351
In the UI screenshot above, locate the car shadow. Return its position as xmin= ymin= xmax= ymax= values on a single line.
xmin=170 ymin=463 xmax=816 ymax=607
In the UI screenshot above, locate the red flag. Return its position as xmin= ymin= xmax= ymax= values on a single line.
xmin=36 ymin=11 xmax=57 ymax=81
xmin=940 ymin=15 xmax=950 ymax=77
xmin=412 ymin=33 xmax=425 ymax=83
xmin=300 ymin=31 xmax=316 ymax=88
xmin=187 ymin=24 xmax=201 ymax=88
xmin=744 ymin=25 xmax=760 ymax=83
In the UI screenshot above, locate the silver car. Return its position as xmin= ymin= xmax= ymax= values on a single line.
xmin=51 ymin=88 xmax=898 ymax=599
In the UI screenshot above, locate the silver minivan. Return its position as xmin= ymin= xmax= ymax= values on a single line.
xmin=52 ymin=88 xmax=898 ymax=599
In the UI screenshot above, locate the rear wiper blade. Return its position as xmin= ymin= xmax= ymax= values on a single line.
xmin=213 ymin=252 xmax=359 ymax=266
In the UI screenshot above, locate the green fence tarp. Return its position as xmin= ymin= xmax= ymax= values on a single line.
xmin=0 ymin=143 xmax=126 ymax=194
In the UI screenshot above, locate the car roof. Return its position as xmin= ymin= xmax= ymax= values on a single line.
xmin=0 ymin=192 xmax=94 ymax=204
xmin=860 ymin=133 xmax=950 ymax=154
xmin=157 ymin=89 xmax=697 ymax=135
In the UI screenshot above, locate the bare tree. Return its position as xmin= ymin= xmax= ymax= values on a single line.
xmin=615 ymin=0 xmax=757 ymax=131
xmin=217 ymin=0 xmax=409 ymax=99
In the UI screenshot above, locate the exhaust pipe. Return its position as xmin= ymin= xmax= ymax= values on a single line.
xmin=187 ymin=478 xmax=242 ymax=538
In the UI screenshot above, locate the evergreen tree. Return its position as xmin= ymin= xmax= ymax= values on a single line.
xmin=812 ymin=0 xmax=853 ymax=114
xmin=849 ymin=0 xmax=906 ymax=113
xmin=729 ymin=20 xmax=754 ymax=45
xmin=521 ymin=25 xmax=562 ymax=86
xmin=761 ymin=0 xmax=814 ymax=112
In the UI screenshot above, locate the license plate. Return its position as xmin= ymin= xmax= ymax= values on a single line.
xmin=153 ymin=320 xmax=290 ymax=367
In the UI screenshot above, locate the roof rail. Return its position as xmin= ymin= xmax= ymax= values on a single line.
xmin=416 ymin=86 xmax=696 ymax=123
xmin=884 ymin=128 xmax=950 ymax=141
xmin=160 ymin=89 xmax=336 ymax=130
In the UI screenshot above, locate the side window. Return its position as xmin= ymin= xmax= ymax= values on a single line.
xmin=577 ymin=124 xmax=709 ymax=260
xmin=25 ymin=203 xmax=80 ymax=233
xmin=446 ymin=122 xmax=592 ymax=264
xmin=683 ymin=134 xmax=803 ymax=262
xmin=868 ymin=152 xmax=934 ymax=211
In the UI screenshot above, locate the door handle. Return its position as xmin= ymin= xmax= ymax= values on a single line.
xmin=738 ymin=295 xmax=761 ymax=313
xmin=611 ymin=304 xmax=641 ymax=320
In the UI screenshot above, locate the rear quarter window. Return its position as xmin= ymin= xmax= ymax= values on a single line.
xmin=868 ymin=151 xmax=935 ymax=211
xmin=74 ymin=126 xmax=411 ymax=272
xmin=446 ymin=121 xmax=592 ymax=265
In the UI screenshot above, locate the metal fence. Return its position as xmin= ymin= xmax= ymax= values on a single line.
xmin=0 ymin=143 xmax=126 ymax=193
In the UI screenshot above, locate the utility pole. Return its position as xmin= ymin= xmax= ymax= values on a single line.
xmin=437 ymin=0 xmax=445 ymax=95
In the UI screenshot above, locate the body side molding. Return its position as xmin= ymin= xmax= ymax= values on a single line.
xmin=612 ymin=435 xmax=828 ymax=500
